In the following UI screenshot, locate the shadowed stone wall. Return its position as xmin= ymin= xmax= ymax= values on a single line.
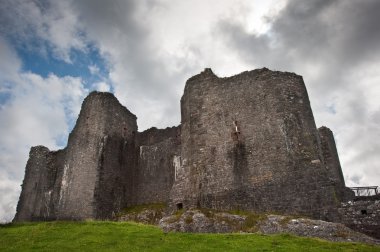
xmin=170 ymin=68 xmax=339 ymax=220
xmin=14 ymin=147 xmax=65 ymax=221
xmin=318 ymin=126 xmax=354 ymax=202
xmin=57 ymin=92 xmax=138 ymax=219
xmin=132 ymin=126 xmax=181 ymax=205
xmin=14 ymin=92 xmax=180 ymax=221
xmin=14 ymin=68 xmax=355 ymax=222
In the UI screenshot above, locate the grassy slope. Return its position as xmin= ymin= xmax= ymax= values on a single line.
xmin=0 ymin=222 xmax=379 ymax=252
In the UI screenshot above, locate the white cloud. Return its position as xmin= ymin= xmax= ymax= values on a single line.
xmin=69 ymin=0 xmax=285 ymax=130
xmin=88 ymin=64 xmax=100 ymax=75
xmin=314 ymin=63 xmax=380 ymax=187
xmin=93 ymin=81 xmax=110 ymax=92
xmin=0 ymin=171 xmax=20 ymax=223
xmin=0 ymin=38 xmax=87 ymax=223
xmin=0 ymin=37 xmax=22 ymax=81
xmin=216 ymin=0 xmax=380 ymax=187
xmin=0 ymin=0 xmax=86 ymax=63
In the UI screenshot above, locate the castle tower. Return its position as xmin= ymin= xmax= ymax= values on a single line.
xmin=56 ymin=92 xmax=137 ymax=220
xmin=14 ymin=91 xmax=180 ymax=221
xmin=170 ymin=68 xmax=338 ymax=219
xmin=318 ymin=126 xmax=354 ymax=201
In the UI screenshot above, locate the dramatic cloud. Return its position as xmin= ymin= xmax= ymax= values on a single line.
xmin=0 ymin=37 xmax=87 ymax=222
xmin=217 ymin=0 xmax=380 ymax=186
xmin=0 ymin=0 xmax=86 ymax=62
xmin=0 ymin=0 xmax=379 ymax=222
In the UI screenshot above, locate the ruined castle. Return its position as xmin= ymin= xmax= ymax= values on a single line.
xmin=14 ymin=68 xmax=355 ymax=222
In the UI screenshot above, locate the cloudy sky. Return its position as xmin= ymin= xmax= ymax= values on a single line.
xmin=1 ymin=0 xmax=379 ymax=222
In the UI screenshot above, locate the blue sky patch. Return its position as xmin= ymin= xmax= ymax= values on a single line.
xmin=17 ymin=43 xmax=109 ymax=89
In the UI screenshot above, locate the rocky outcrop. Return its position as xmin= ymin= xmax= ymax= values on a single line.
xmin=117 ymin=208 xmax=165 ymax=225
xmin=159 ymin=210 xmax=380 ymax=244
xmin=160 ymin=210 xmax=246 ymax=233
xmin=258 ymin=215 xmax=379 ymax=244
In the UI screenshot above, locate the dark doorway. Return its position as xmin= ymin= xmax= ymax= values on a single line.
xmin=176 ymin=203 xmax=183 ymax=210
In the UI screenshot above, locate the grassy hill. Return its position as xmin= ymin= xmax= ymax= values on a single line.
xmin=0 ymin=221 xmax=379 ymax=251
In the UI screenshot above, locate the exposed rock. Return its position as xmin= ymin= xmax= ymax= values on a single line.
xmin=117 ymin=209 xmax=164 ymax=225
xmin=258 ymin=215 xmax=379 ymax=244
xmin=159 ymin=209 xmax=245 ymax=233
xmin=159 ymin=210 xmax=380 ymax=244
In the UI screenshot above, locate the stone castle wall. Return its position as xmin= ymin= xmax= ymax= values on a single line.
xmin=14 ymin=92 xmax=179 ymax=221
xmin=14 ymin=147 xmax=65 ymax=221
xmin=132 ymin=127 xmax=181 ymax=205
xmin=338 ymin=198 xmax=380 ymax=239
xmin=170 ymin=68 xmax=339 ymax=219
xmin=319 ymin=126 xmax=355 ymax=202
xmin=14 ymin=68 xmax=355 ymax=223
xmin=57 ymin=92 xmax=138 ymax=220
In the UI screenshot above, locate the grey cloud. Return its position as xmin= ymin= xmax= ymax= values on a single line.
xmin=0 ymin=0 xmax=86 ymax=62
xmin=349 ymin=174 xmax=363 ymax=186
xmin=71 ymin=0 xmax=192 ymax=129
xmin=218 ymin=0 xmax=380 ymax=83
xmin=217 ymin=0 xmax=380 ymax=186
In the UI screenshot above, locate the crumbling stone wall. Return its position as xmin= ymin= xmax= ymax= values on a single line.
xmin=319 ymin=126 xmax=354 ymax=202
xmin=132 ymin=126 xmax=181 ymax=205
xmin=14 ymin=92 xmax=181 ymax=221
xmin=170 ymin=68 xmax=339 ymax=219
xmin=14 ymin=147 xmax=65 ymax=221
xmin=338 ymin=198 xmax=380 ymax=239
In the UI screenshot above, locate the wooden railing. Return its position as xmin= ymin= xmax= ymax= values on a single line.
xmin=349 ymin=186 xmax=378 ymax=196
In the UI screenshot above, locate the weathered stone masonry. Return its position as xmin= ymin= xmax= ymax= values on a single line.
xmin=14 ymin=68 xmax=358 ymax=223
xmin=170 ymin=68 xmax=345 ymax=220
xmin=338 ymin=198 xmax=380 ymax=239
xmin=14 ymin=92 xmax=180 ymax=221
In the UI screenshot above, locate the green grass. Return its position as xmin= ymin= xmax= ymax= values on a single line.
xmin=0 ymin=221 xmax=379 ymax=252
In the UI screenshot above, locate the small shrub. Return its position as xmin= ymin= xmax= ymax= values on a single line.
xmin=242 ymin=213 xmax=267 ymax=232
xmin=120 ymin=202 xmax=166 ymax=215
xmin=185 ymin=215 xmax=193 ymax=224
xmin=175 ymin=208 xmax=185 ymax=217
xmin=199 ymin=208 xmax=215 ymax=218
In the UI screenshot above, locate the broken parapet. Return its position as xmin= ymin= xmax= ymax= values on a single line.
xmin=318 ymin=126 xmax=355 ymax=202
xmin=14 ymin=146 xmax=65 ymax=221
